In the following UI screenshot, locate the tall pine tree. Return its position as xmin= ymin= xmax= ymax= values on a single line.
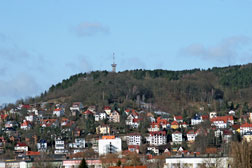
xmin=79 ymin=158 xmax=88 ymax=168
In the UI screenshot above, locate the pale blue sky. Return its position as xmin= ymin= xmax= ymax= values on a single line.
xmin=0 ymin=0 xmax=252 ymax=104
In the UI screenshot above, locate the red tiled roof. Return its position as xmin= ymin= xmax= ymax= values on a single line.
xmin=21 ymin=120 xmax=30 ymax=127
xmin=150 ymin=122 xmax=159 ymax=128
xmin=83 ymin=110 xmax=93 ymax=115
xmin=157 ymin=117 xmax=168 ymax=125
xmin=241 ymin=123 xmax=252 ymax=128
xmin=104 ymin=106 xmax=111 ymax=110
xmin=131 ymin=110 xmax=139 ymax=116
xmin=201 ymin=115 xmax=209 ymax=120
xmin=16 ymin=142 xmax=28 ymax=147
xmin=133 ymin=118 xmax=140 ymax=123
xmin=211 ymin=116 xmax=233 ymax=123
xmin=26 ymin=151 xmax=40 ymax=156
xmin=174 ymin=116 xmax=183 ymax=120
xmin=172 ymin=131 xmax=181 ymax=134
xmin=149 ymin=131 xmax=166 ymax=136
xmin=187 ymin=130 xmax=195 ymax=134
xmin=128 ymin=145 xmax=140 ymax=149
xmin=125 ymin=109 xmax=131 ymax=113
xmin=232 ymin=124 xmax=240 ymax=130
xmin=171 ymin=121 xmax=179 ymax=125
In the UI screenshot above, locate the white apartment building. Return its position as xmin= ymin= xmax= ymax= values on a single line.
xmin=127 ymin=133 xmax=141 ymax=146
xmin=172 ymin=131 xmax=182 ymax=144
xmin=55 ymin=138 xmax=64 ymax=150
xmin=98 ymin=136 xmax=122 ymax=155
xmin=146 ymin=131 xmax=167 ymax=146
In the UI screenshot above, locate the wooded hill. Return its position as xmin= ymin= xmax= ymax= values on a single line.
xmin=28 ymin=63 xmax=252 ymax=116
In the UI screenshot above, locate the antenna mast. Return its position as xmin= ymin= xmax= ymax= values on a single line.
xmin=111 ymin=53 xmax=117 ymax=73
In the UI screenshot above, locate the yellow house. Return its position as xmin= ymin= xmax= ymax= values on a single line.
xmin=243 ymin=133 xmax=252 ymax=142
xmin=171 ymin=121 xmax=179 ymax=129
xmin=96 ymin=125 xmax=110 ymax=134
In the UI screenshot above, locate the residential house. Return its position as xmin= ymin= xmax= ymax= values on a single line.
xmin=243 ymin=132 xmax=252 ymax=142
xmin=96 ymin=125 xmax=110 ymax=135
xmin=55 ymin=137 xmax=68 ymax=154
xmin=5 ymin=121 xmax=18 ymax=128
xmin=157 ymin=117 xmax=169 ymax=129
xmin=132 ymin=118 xmax=141 ymax=128
xmin=211 ymin=116 xmax=234 ymax=129
xmin=53 ymin=108 xmax=64 ymax=117
xmin=109 ymin=110 xmax=120 ymax=123
xmin=240 ymin=123 xmax=252 ymax=135
xmin=124 ymin=109 xmax=131 ymax=116
xmin=172 ymin=131 xmax=182 ymax=144
xmin=28 ymin=107 xmax=39 ymax=115
xmin=69 ymin=138 xmax=85 ymax=153
xmin=209 ymin=112 xmax=217 ymax=119
xmin=214 ymin=129 xmax=223 ymax=138
xmin=37 ymin=139 xmax=47 ymax=152
xmin=187 ymin=130 xmax=196 ymax=142
xmin=180 ymin=122 xmax=188 ymax=129
xmin=223 ymin=130 xmax=232 ymax=143
xmin=148 ymin=122 xmax=160 ymax=132
xmin=83 ymin=110 xmax=94 ymax=119
xmin=228 ymin=110 xmax=235 ymax=116
xmin=127 ymin=133 xmax=141 ymax=146
xmin=15 ymin=142 xmax=29 ymax=153
xmin=61 ymin=118 xmax=70 ymax=127
xmin=171 ymin=121 xmax=179 ymax=129
xmin=41 ymin=119 xmax=58 ymax=128
xmin=249 ymin=112 xmax=252 ymax=123
xmin=126 ymin=110 xmax=139 ymax=127
xmin=174 ymin=116 xmax=183 ymax=123
xmin=25 ymin=114 xmax=35 ymax=122
xmin=88 ymin=106 xmax=96 ymax=113
xmin=146 ymin=131 xmax=167 ymax=146
xmin=104 ymin=106 xmax=112 ymax=115
xmin=191 ymin=114 xmax=202 ymax=126
xmin=69 ymin=138 xmax=85 ymax=148
xmin=95 ymin=112 xmax=107 ymax=122
xmin=147 ymin=146 xmax=159 ymax=155
xmin=20 ymin=120 xmax=32 ymax=130
xmin=128 ymin=145 xmax=140 ymax=154
xmin=70 ymin=102 xmax=84 ymax=116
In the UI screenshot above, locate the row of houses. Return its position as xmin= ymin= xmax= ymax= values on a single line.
xmin=1 ymin=101 xmax=252 ymax=162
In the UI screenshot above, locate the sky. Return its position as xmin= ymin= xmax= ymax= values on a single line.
xmin=0 ymin=0 xmax=252 ymax=104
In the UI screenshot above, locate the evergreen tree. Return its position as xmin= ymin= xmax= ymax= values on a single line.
xmin=79 ymin=158 xmax=88 ymax=168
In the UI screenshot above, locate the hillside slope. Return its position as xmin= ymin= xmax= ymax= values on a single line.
xmin=30 ymin=63 xmax=252 ymax=115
